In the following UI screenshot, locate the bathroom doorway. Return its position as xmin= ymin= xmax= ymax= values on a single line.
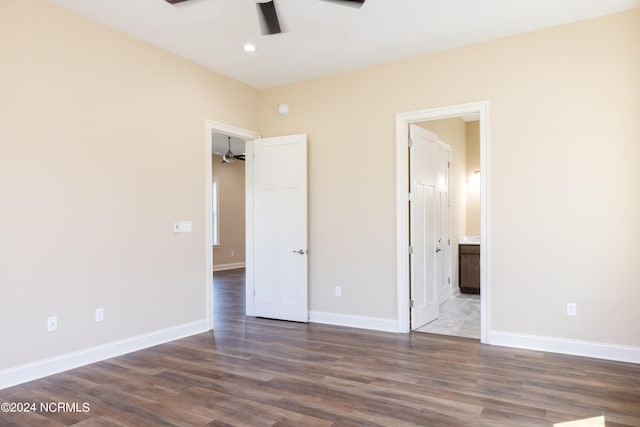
xmin=411 ymin=117 xmax=480 ymax=339
xmin=395 ymin=101 xmax=488 ymax=342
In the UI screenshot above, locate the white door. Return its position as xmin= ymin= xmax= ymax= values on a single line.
xmin=436 ymin=142 xmax=451 ymax=303
xmin=250 ymin=134 xmax=308 ymax=322
xmin=409 ymin=125 xmax=439 ymax=329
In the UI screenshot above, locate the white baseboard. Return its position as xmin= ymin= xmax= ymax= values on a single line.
xmin=0 ymin=319 xmax=209 ymax=390
xmin=488 ymin=330 xmax=640 ymax=364
xmin=213 ymin=262 xmax=246 ymax=272
xmin=309 ymin=310 xmax=399 ymax=333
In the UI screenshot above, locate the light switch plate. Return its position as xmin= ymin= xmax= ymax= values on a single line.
xmin=179 ymin=221 xmax=192 ymax=233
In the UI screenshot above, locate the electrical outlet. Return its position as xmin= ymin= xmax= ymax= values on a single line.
xmin=567 ymin=303 xmax=577 ymax=317
xmin=95 ymin=308 xmax=104 ymax=322
xmin=335 ymin=286 xmax=342 ymax=297
xmin=47 ymin=316 xmax=58 ymax=332
xmin=231 ymin=250 xmax=235 ymax=257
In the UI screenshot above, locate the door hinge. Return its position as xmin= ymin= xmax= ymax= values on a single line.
xmin=409 ymin=299 xmax=415 ymax=308
xmin=408 ymin=246 xmax=414 ymax=255
xmin=408 ymin=138 xmax=413 ymax=147
xmin=408 ymin=192 xmax=413 ymax=201
xmin=448 ymin=238 xmax=451 ymax=246
xmin=448 ymin=161 xmax=451 ymax=168
xmin=448 ymin=277 xmax=451 ymax=284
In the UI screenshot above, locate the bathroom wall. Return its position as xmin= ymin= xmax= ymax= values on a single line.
xmin=465 ymin=121 xmax=481 ymax=236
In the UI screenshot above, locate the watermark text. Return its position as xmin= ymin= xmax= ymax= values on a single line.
xmin=1 ymin=401 xmax=90 ymax=413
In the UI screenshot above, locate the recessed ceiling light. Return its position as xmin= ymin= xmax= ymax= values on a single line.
xmin=243 ymin=43 xmax=256 ymax=52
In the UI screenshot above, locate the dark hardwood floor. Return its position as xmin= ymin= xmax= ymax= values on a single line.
xmin=1 ymin=268 xmax=639 ymax=426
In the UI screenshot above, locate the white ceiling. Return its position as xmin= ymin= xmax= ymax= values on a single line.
xmin=48 ymin=0 xmax=640 ymax=89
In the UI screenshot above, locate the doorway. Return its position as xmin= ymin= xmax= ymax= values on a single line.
xmin=211 ymin=132 xmax=247 ymax=272
xmin=410 ymin=119 xmax=480 ymax=339
xmin=204 ymin=122 xmax=310 ymax=328
xmin=204 ymin=120 xmax=259 ymax=330
xmin=395 ymin=101 xmax=489 ymax=342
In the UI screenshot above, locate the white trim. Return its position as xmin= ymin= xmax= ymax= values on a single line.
xmin=211 ymin=177 xmax=220 ymax=246
xmin=213 ymin=262 xmax=246 ymax=272
xmin=205 ymin=120 xmax=261 ymax=141
xmin=204 ymin=123 xmax=214 ymax=331
xmin=309 ymin=311 xmax=398 ymax=333
xmin=489 ymin=330 xmax=640 ymax=364
xmin=204 ymin=120 xmax=260 ymax=329
xmin=0 ymin=320 xmax=208 ymax=390
xmin=244 ymin=139 xmax=255 ymax=316
xmin=396 ymin=101 xmax=489 ymax=339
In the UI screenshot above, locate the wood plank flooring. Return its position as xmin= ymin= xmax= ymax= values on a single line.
xmin=1 ymin=268 xmax=639 ymax=426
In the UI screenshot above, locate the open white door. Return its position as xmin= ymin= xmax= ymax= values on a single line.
xmin=436 ymin=142 xmax=451 ymax=303
xmin=248 ymin=134 xmax=308 ymax=322
xmin=409 ymin=125 xmax=439 ymax=329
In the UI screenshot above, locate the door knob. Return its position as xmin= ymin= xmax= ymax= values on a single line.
xmin=435 ymin=248 xmax=442 ymax=253
xmin=292 ymin=249 xmax=307 ymax=254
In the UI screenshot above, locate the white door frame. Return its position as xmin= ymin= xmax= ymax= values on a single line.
xmin=395 ymin=101 xmax=489 ymax=342
xmin=204 ymin=120 xmax=260 ymax=330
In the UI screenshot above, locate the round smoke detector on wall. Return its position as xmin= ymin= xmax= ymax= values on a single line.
xmin=278 ymin=103 xmax=289 ymax=116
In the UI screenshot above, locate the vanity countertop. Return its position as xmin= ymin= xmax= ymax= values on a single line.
xmin=458 ymin=236 xmax=480 ymax=245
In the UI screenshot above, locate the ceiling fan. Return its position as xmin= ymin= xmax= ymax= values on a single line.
xmin=216 ymin=136 xmax=245 ymax=163
xmin=164 ymin=0 xmax=367 ymax=35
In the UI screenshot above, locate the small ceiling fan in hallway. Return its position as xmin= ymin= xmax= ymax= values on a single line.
xmin=215 ymin=136 xmax=245 ymax=163
xmin=164 ymin=0 xmax=367 ymax=35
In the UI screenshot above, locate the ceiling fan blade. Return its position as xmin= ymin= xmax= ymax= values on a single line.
xmin=257 ymin=1 xmax=282 ymax=35
xmin=164 ymin=0 xmax=191 ymax=4
xmin=236 ymin=154 xmax=246 ymax=161
xmin=320 ymin=0 xmax=366 ymax=7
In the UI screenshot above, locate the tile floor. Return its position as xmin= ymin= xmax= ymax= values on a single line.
xmin=414 ymin=292 xmax=480 ymax=339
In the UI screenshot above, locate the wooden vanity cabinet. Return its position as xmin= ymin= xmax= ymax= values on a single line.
xmin=459 ymin=244 xmax=480 ymax=294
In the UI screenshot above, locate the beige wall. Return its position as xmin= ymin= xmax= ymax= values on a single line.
xmin=465 ymin=121 xmax=480 ymax=236
xmin=0 ymin=0 xmax=258 ymax=370
xmin=418 ymin=118 xmax=467 ymax=291
xmin=259 ymin=9 xmax=640 ymax=346
xmin=212 ymin=155 xmax=245 ymax=267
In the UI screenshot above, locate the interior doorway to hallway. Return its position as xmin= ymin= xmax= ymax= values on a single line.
xmin=204 ymin=122 xmax=309 ymax=328
xmin=204 ymin=120 xmax=259 ymax=330
xmin=211 ymin=131 xmax=247 ymax=273
xmin=395 ymin=101 xmax=489 ymax=342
